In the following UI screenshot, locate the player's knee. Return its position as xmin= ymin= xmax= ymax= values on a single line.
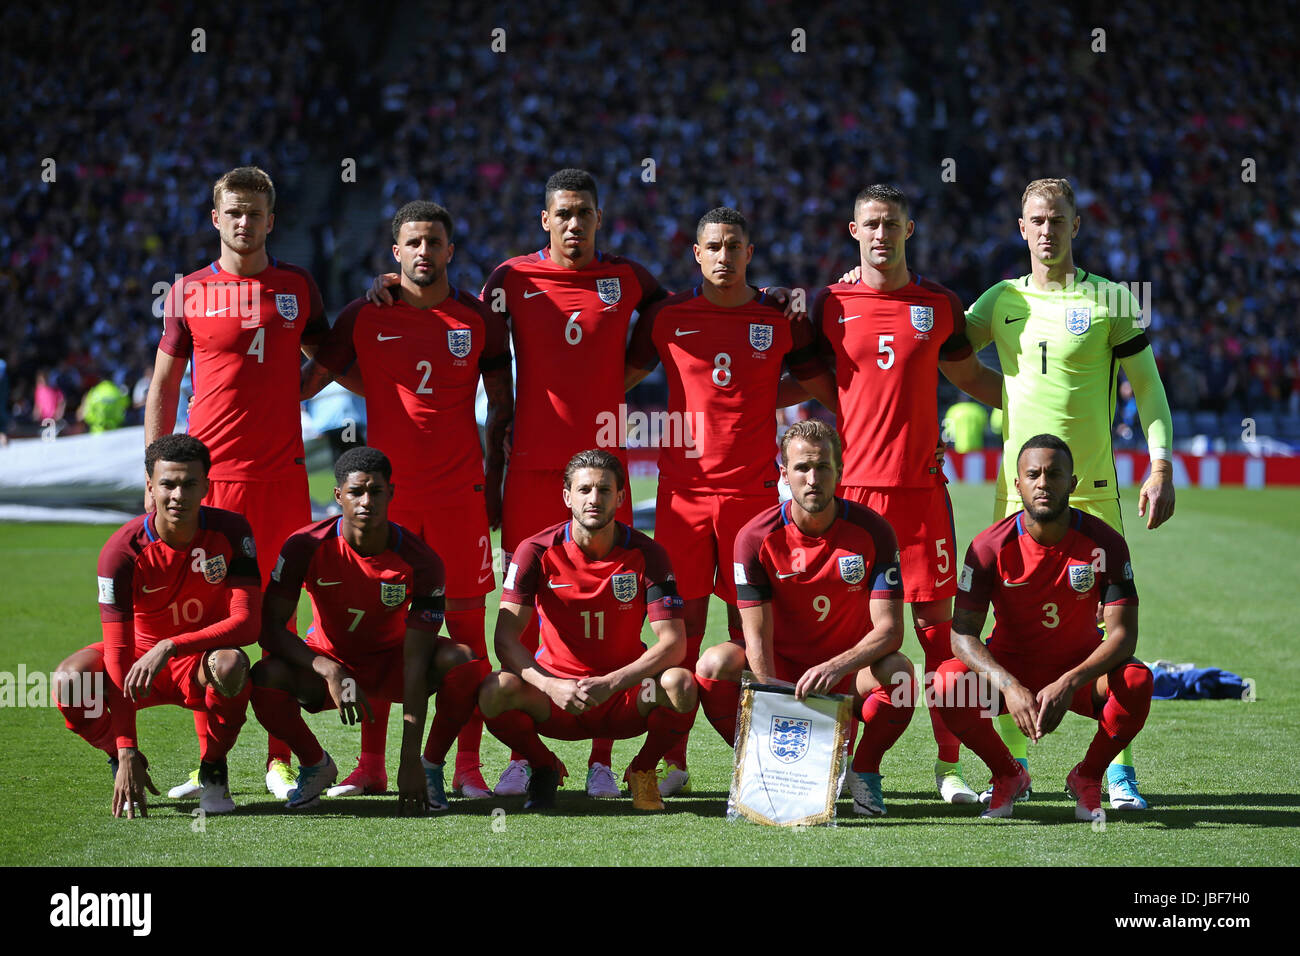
xmin=250 ymin=656 xmax=291 ymax=691
xmin=1113 ymin=658 xmax=1153 ymax=702
xmin=436 ymin=640 xmax=474 ymax=672
xmin=659 ymin=667 xmax=698 ymax=711
xmin=696 ymin=644 xmax=741 ymax=682
xmin=208 ymin=648 xmax=250 ymax=697
xmin=477 ymin=671 xmax=515 ymax=718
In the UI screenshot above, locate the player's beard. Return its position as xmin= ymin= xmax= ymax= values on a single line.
xmin=405 ymin=263 xmax=441 ymax=287
xmin=1025 ymin=493 xmax=1070 ymax=523
xmin=796 ymin=488 xmax=833 ymax=514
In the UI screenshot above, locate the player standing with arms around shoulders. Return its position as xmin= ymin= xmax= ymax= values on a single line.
xmin=694 ymin=421 xmax=915 ymax=815
xmin=812 ymin=185 xmax=1002 ymax=803
xmin=933 ymin=435 xmax=1152 ymax=822
xmin=964 ymin=178 xmax=1174 ymax=808
xmin=250 ymin=447 xmax=486 ymax=811
xmin=622 ymin=206 xmax=837 ymax=795
xmin=145 ymin=166 xmax=331 ymax=801
xmin=477 ymin=450 xmax=698 ymax=811
xmin=301 ymin=201 xmax=513 ymax=799
xmin=56 ymin=435 xmax=261 ymax=817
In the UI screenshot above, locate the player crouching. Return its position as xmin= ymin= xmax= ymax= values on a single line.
xmin=934 ymin=435 xmax=1152 ymax=822
xmin=57 ymin=435 xmax=261 ymax=817
xmin=250 ymin=447 xmax=486 ymax=811
xmin=693 ymin=421 xmax=915 ymax=816
xmin=478 ymin=450 xmax=698 ymax=811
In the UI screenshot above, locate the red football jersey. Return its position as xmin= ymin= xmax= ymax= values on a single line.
xmin=482 ymin=249 xmax=664 ymax=470
xmin=501 ymin=520 xmax=683 ymax=680
xmin=955 ymin=509 xmax=1138 ymax=669
xmin=733 ymin=499 xmax=903 ymax=668
xmin=159 ymin=259 xmax=329 ymax=480
xmin=267 ymin=517 xmax=446 ymax=666
xmin=626 ymin=287 xmax=825 ymax=493
xmin=316 ymin=289 xmax=510 ymax=493
xmin=811 ymin=274 xmax=973 ymax=487
xmin=96 ymin=506 xmax=261 ymax=744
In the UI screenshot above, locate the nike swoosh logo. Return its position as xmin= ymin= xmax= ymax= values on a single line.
xmin=935 ymin=575 xmax=953 ymax=587
xmin=838 ymin=314 xmax=862 ymax=323
xmin=776 ymin=571 xmax=800 ymax=579
xmin=316 ymin=579 xmax=342 ymax=587
xmin=1002 ymin=579 xmax=1030 ymax=588
xmin=376 ymin=333 xmax=401 ymax=341
xmin=523 ymin=290 xmax=548 ymax=298
xmin=674 ymin=329 xmax=700 ymax=336
xmin=547 ymin=581 xmax=573 ymax=589
xmin=205 ymin=308 xmax=231 ymax=317
xmin=1003 ymin=315 xmax=1026 ymax=324
xmin=141 ymin=585 xmax=167 ymax=593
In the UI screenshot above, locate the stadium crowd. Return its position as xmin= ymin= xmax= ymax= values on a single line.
xmin=3 ymin=1 xmax=1297 ymax=439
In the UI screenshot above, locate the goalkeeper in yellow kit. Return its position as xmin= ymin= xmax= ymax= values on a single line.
xmin=965 ymin=178 xmax=1175 ymax=810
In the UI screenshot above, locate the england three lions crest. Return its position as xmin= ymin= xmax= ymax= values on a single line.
xmin=596 ymin=277 xmax=622 ymax=305
xmin=202 ymin=555 xmax=227 ymax=584
xmin=749 ymin=323 xmax=773 ymax=352
xmin=1068 ymin=563 xmax=1095 ymax=593
xmin=447 ymin=328 xmax=472 ymax=358
xmin=380 ymin=582 xmax=408 ymax=607
xmin=610 ymin=571 xmax=638 ymax=604
xmin=769 ymin=715 xmax=811 ymax=763
xmin=1066 ymin=307 xmax=1091 ymax=335
xmin=909 ymin=305 xmax=934 ymax=333
xmin=275 ymin=293 xmax=299 ymax=321
xmin=838 ymin=553 xmax=865 ymax=585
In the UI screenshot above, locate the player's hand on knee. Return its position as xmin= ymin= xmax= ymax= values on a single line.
xmin=1002 ymin=681 xmax=1040 ymax=742
xmin=396 ymin=758 xmax=429 ymax=816
xmin=365 ymin=272 xmax=400 ymax=306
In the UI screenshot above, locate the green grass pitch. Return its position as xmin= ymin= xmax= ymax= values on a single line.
xmin=2 ymin=480 xmax=1297 ymax=866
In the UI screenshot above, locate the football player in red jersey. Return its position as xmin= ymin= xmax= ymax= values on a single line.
xmin=476 ymin=449 xmax=698 ymax=811
xmin=693 ymin=420 xmax=915 ymax=816
xmin=55 ymin=435 xmax=262 ymax=818
xmin=623 ymin=207 xmax=837 ymax=795
xmin=299 ymin=201 xmax=513 ymax=800
xmin=934 ymin=435 xmax=1151 ymax=821
xmin=250 ymin=447 xmax=485 ymax=811
xmin=809 ymin=185 xmax=1002 ymax=804
xmin=144 ymin=166 xmax=330 ymax=800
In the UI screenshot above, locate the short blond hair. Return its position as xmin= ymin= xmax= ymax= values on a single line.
xmin=1021 ymin=177 xmax=1075 ymax=215
xmin=780 ymin=419 xmax=843 ymax=472
xmin=213 ymin=166 xmax=276 ymax=212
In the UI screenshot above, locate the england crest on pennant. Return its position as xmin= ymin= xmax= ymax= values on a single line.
xmin=909 ymin=305 xmax=935 ymax=332
xmin=610 ymin=571 xmax=638 ymax=604
xmin=838 ymin=553 xmax=865 ymax=585
xmin=748 ymin=323 xmax=773 ymax=352
xmin=1068 ymin=564 xmax=1095 ymax=593
xmin=275 ymin=293 xmax=299 ymax=321
xmin=203 ymin=555 xmax=228 ymax=584
xmin=596 ymin=277 xmax=621 ymax=305
xmin=380 ymin=582 xmax=408 ymax=607
xmin=447 ymin=328 xmax=472 ymax=358
xmin=769 ymin=715 xmax=811 ymax=763
xmin=1066 ymin=307 xmax=1091 ymax=335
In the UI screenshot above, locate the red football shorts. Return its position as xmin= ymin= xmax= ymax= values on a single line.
xmin=86 ymin=641 xmax=208 ymax=710
xmin=654 ymin=486 xmax=773 ymax=602
xmin=537 ymin=686 xmax=649 ymax=741
xmin=389 ymin=488 xmax=495 ymax=598
xmin=205 ymin=472 xmax=311 ymax=587
xmin=300 ymin=637 xmax=409 ymax=709
xmin=839 ymin=485 xmax=957 ymax=603
xmin=502 ymin=466 xmax=634 ymax=554
xmin=943 ymin=649 xmax=1102 ymax=720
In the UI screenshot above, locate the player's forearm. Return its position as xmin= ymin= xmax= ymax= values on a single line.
xmin=941 ymin=357 xmax=1003 ymax=409
xmin=401 ymin=634 xmax=434 ymax=751
xmin=101 ymin=621 xmax=139 ymax=748
xmin=775 ymin=371 xmax=812 ymax=409
xmin=483 ymin=373 xmax=514 ymax=472
xmin=839 ymin=623 xmax=903 ymax=673
xmin=299 ymin=359 xmax=335 ymax=401
xmin=143 ymin=377 xmax=179 ymax=443
xmin=951 ymin=629 xmax=1020 ymax=693
xmin=794 ymin=372 xmax=838 ymax=413
xmin=740 ymin=605 xmax=776 ymax=682
xmin=169 ymin=587 xmax=261 ymax=653
xmin=1060 ymin=608 xmax=1139 ymax=690
xmin=623 ymin=365 xmax=652 ymax=391
xmin=605 ymin=628 xmax=686 ymax=692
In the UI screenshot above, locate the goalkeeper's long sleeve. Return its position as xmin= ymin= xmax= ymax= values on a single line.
xmin=1120 ymin=346 xmax=1173 ymax=459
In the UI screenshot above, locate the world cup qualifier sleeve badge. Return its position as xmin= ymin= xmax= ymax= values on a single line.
xmin=380 ymin=582 xmax=408 ymax=607
xmin=1066 ymin=307 xmax=1091 ymax=335
xmin=275 ymin=293 xmax=299 ymax=321
xmin=749 ymin=323 xmax=773 ymax=351
xmin=596 ymin=277 xmax=621 ymax=305
xmin=447 ymin=328 xmax=472 ymax=358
